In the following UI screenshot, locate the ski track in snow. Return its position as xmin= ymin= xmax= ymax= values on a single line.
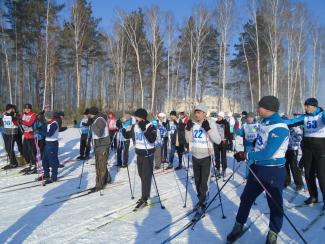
xmin=0 ymin=128 xmax=324 ymax=243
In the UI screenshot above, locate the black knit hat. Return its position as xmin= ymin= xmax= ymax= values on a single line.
xmin=5 ymin=104 xmax=13 ymax=111
xmin=24 ymin=103 xmax=32 ymax=109
xmin=88 ymin=107 xmax=99 ymax=115
xmin=134 ymin=108 xmax=148 ymax=120
xmin=83 ymin=108 xmax=89 ymax=115
xmin=170 ymin=110 xmax=177 ymax=116
xmin=304 ymin=98 xmax=318 ymax=107
xmin=258 ymin=96 xmax=280 ymax=112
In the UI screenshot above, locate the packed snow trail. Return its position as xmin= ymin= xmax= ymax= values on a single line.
xmin=0 ymin=128 xmax=324 ymax=243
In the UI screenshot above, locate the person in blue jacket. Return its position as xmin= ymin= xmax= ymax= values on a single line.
xmin=236 ymin=112 xmax=258 ymax=178
xmin=284 ymin=98 xmax=325 ymax=208
xmin=42 ymin=111 xmax=60 ymax=184
xmin=227 ymin=96 xmax=289 ymax=244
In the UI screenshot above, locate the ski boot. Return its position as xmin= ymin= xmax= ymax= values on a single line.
xmin=226 ymin=221 xmax=244 ymax=243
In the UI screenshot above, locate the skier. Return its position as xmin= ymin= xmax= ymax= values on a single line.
xmin=214 ymin=111 xmax=230 ymax=178
xmin=151 ymin=116 xmax=163 ymax=170
xmin=227 ymin=112 xmax=236 ymax=151
xmin=21 ymin=103 xmax=38 ymax=174
xmin=133 ymin=108 xmax=157 ymax=210
xmin=284 ymin=98 xmax=325 ymax=209
xmin=87 ymin=107 xmax=112 ymax=192
xmin=116 ymin=114 xmax=132 ymax=167
xmin=35 ymin=111 xmax=47 ymax=159
xmin=185 ymin=103 xmax=221 ymax=217
xmin=42 ymin=111 xmax=60 ymax=184
xmin=77 ymin=109 xmax=91 ymax=160
xmin=282 ymin=116 xmax=304 ymax=191
xmin=236 ymin=112 xmax=259 ymax=178
xmin=1 ymin=104 xmax=20 ymax=169
xmin=107 ymin=112 xmax=118 ymax=150
xmin=227 ymin=96 xmax=289 ymax=244
xmin=166 ymin=111 xmax=186 ymax=170
xmin=157 ymin=112 xmax=168 ymax=165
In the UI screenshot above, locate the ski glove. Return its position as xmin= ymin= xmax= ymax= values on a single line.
xmin=138 ymin=120 xmax=147 ymax=131
xmin=185 ymin=120 xmax=194 ymax=131
xmin=201 ymin=120 xmax=211 ymax=132
xmin=234 ymin=151 xmax=246 ymax=162
xmin=116 ymin=119 xmax=122 ymax=129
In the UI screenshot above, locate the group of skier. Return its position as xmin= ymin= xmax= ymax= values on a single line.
xmin=1 ymin=95 xmax=325 ymax=244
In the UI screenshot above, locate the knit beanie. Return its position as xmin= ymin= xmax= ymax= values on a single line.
xmin=258 ymin=96 xmax=280 ymax=112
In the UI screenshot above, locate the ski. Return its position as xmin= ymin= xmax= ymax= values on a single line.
xmin=227 ymin=212 xmax=265 ymax=244
xmin=161 ymin=221 xmax=194 ymax=244
xmin=154 ymin=208 xmax=197 ymax=234
xmin=88 ymin=198 xmax=165 ymax=232
xmin=0 ymin=176 xmax=79 ymax=193
xmin=287 ymin=191 xmax=300 ymax=204
xmin=44 ymin=190 xmax=96 ymax=207
xmin=160 ymin=204 xmax=221 ymax=243
xmin=287 ymin=201 xmax=324 ymax=210
xmin=45 ymin=182 xmax=126 ymax=206
xmin=55 ymin=181 xmax=125 ymax=199
xmin=302 ymin=210 xmax=325 ymax=232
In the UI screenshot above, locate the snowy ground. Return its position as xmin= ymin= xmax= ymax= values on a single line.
xmin=0 ymin=128 xmax=324 ymax=243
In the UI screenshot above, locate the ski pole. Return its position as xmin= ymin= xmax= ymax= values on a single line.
xmin=143 ymin=131 xmax=165 ymax=209
xmin=183 ymin=150 xmax=190 ymax=208
xmin=211 ymin=156 xmax=226 ymax=219
xmin=78 ymin=159 xmax=86 ymax=189
xmin=192 ymin=163 xmax=243 ymax=230
xmin=247 ymin=163 xmax=307 ymax=244
xmin=124 ymin=141 xmax=134 ymax=199
xmin=173 ymin=160 xmax=185 ymax=205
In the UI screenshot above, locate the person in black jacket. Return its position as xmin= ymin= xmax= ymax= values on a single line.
xmin=133 ymin=108 xmax=157 ymax=210
xmin=166 ymin=111 xmax=186 ymax=170
xmin=214 ymin=111 xmax=230 ymax=177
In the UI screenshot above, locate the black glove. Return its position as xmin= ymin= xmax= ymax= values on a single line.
xmin=138 ymin=120 xmax=147 ymax=131
xmin=234 ymin=151 xmax=246 ymax=162
xmin=116 ymin=119 xmax=122 ymax=129
xmin=201 ymin=120 xmax=211 ymax=132
xmin=18 ymin=118 xmax=23 ymax=124
xmin=185 ymin=120 xmax=194 ymax=131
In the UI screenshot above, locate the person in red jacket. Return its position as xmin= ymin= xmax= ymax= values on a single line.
xmin=107 ymin=112 xmax=117 ymax=150
xmin=21 ymin=103 xmax=37 ymax=174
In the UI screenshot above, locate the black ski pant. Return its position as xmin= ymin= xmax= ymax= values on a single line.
xmin=161 ymin=137 xmax=168 ymax=162
xmin=192 ymin=156 xmax=211 ymax=206
xmin=80 ymin=134 xmax=91 ymax=157
xmin=168 ymin=145 xmax=184 ymax=168
xmin=117 ymin=140 xmax=130 ymax=166
xmin=109 ymin=131 xmax=117 ymax=150
xmin=23 ymin=138 xmax=36 ymax=166
xmin=301 ymin=137 xmax=325 ymax=201
xmin=38 ymin=139 xmax=46 ymax=159
xmin=227 ymin=133 xmax=234 ymax=151
xmin=236 ymin=164 xmax=286 ymax=233
xmin=137 ymin=153 xmax=154 ymax=201
xmin=285 ymin=149 xmax=303 ymax=188
xmin=214 ymin=142 xmax=227 ymax=171
xmin=16 ymin=129 xmax=24 ymax=155
xmin=3 ymin=133 xmax=18 ymax=166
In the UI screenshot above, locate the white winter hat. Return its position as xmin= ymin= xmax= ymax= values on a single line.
xmin=158 ymin=112 xmax=166 ymax=118
xmin=194 ymin=103 xmax=208 ymax=113
xmin=218 ymin=111 xmax=225 ymax=118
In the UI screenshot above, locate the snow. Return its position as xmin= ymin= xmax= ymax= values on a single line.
xmin=0 ymin=128 xmax=324 ymax=243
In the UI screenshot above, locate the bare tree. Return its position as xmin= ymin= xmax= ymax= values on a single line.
xmin=43 ymin=0 xmax=51 ymax=109
xmin=145 ymin=6 xmax=164 ymax=113
xmin=118 ymin=10 xmax=145 ymax=107
xmin=193 ymin=4 xmax=210 ymax=103
xmin=69 ymin=0 xmax=90 ymax=108
xmin=216 ymin=0 xmax=234 ymax=108
xmin=0 ymin=9 xmax=13 ymax=103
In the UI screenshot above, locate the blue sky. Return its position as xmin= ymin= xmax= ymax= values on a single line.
xmin=57 ymin=0 xmax=325 ymax=106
